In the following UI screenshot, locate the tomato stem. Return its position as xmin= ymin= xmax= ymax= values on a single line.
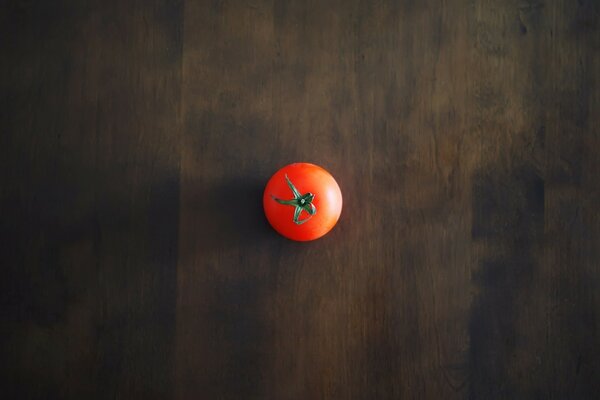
xmin=271 ymin=174 xmax=317 ymax=225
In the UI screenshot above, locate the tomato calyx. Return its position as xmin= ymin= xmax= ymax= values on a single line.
xmin=271 ymin=174 xmax=317 ymax=225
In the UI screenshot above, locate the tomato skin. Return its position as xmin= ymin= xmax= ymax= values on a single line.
xmin=263 ymin=163 xmax=342 ymax=241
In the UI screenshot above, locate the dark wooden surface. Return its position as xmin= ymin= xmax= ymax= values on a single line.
xmin=1 ymin=1 xmax=599 ymax=399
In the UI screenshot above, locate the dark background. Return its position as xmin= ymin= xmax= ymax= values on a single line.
xmin=1 ymin=0 xmax=599 ymax=399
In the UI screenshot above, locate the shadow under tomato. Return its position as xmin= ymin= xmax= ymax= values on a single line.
xmin=185 ymin=176 xmax=277 ymax=254
xmin=176 ymin=174 xmax=285 ymax=398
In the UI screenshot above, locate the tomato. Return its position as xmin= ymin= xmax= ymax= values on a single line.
xmin=263 ymin=163 xmax=342 ymax=241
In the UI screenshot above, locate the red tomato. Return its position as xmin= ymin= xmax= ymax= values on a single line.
xmin=263 ymin=163 xmax=342 ymax=241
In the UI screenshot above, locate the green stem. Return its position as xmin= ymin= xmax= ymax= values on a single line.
xmin=271 ymin=174 xmax=317 ymax=225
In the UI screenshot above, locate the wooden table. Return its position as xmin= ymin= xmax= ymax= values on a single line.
xmin=2 ymin=1 xmax=599 ymax=399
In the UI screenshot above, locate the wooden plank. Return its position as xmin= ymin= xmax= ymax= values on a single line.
xmin=467 ymin=1 xmax=600 ymax=398
xmin=0 ymin=1 xmax=183 ymax=398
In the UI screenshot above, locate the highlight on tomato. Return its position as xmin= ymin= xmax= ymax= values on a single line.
xmin=263 ymin=163 xmax=342 ymax=241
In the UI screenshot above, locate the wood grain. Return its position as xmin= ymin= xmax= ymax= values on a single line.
xmin=1 ymin=1 xmax=183 ymax=398
xmin=2 ymin=0 xmax=599 ymax=399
